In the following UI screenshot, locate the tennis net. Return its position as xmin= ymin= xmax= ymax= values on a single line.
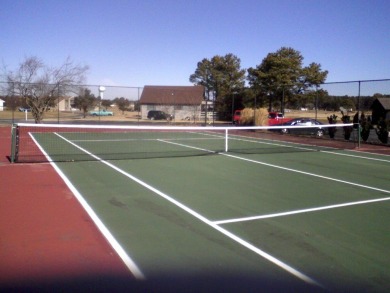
xmin=10 ymin=122 xmax=355 ymax=163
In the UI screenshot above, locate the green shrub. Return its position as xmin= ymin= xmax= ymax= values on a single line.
xmin=375 ymin=118 xmax=389 ymax=144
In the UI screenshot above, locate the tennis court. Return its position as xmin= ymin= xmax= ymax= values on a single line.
xmin=12 ymin=123 xmax=390 ymax=292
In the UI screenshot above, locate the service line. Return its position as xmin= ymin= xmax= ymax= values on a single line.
xmin=213 ymin=196 xmax=390 ymax=225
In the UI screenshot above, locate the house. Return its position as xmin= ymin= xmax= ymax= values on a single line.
xmin=371 ymin=97 xmax=390 ymax=124
xmin=57 ymin=96 xmax=75 ymax=111
xmin=139 ymin=85 xmax=207 ymax=121
xmin=0 ymin=99 xmax=4 ymax=111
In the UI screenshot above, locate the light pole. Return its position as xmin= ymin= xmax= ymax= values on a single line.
xmin=98 ymin=86 xmax=105 ymax=122
xmin=99 ymin=86 xmax=105 ymax=100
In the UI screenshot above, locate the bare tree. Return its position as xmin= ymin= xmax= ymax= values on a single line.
xmin=6 ymin=56 xmax=89 ymax=123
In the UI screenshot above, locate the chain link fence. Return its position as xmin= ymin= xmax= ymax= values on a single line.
xmin=0 ymin=83 xmax=143 ymax=125
xmin=0 ymin=80 xmax=389 ymax=145
xmin=319 ymin=79 xmax=389 ymax=113
xmin=315 ymin=79 xmax=390 ymax=144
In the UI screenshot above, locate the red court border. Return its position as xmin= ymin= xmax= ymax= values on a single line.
xmin=0 ymin=126 xmax=134 ymax=290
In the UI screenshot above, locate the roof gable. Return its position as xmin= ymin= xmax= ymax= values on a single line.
xmin=140 ymin=85 xmax=204 ymax=105
xmin=373 ymin=98 xmax=390 ymax=110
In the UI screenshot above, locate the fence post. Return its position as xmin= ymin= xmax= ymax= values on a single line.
xmin=358 ymin=123 xmax=361 ymax=148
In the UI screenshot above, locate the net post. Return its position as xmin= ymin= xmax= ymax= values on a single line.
xmin=225 ymin=129 xmax=228 ymax=152
xmin=10 ymin=123 xmax=19 ymax=163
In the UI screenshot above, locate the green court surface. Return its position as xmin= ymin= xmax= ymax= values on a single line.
xmin=32 ymin=130 xmax=390 ymax=292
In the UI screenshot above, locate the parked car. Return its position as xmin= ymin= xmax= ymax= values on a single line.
xmin=89 ymin=110 xmax=114 ymax=116
xmin=272 ymin=118 xmax=327 ymax=137
xmin=268 ymin=112 xmax=290 ymax=126
xmin=18 ymin=107 xmax=31 ymax=112
xmin=147 ymin=110 xmax=173 ymax=120
xmin=232 ymin=109 xmax=242 ymax=124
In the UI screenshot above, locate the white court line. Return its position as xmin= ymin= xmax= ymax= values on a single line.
xmin=225 ymin=132 xmax=390 ymax=163
xmin=158 ymin=139 xmax=217 ymax=153
xmin=158 ymin=138 xmax=390 ymax=195
xmin=156 ymin=138 xmax=390 ymax=225
xmin=72 ymin=137 xmax=222 ymax=142
xmin=54 ymin=132 xmax=321 ymax=287
xmin=222 ymin=152 xmax=390 ymax=194
xmin=320 ymin=150 xmax=390 ymax=163
xmin=213 ymin=196 xmax=390 ymax=225
xmin=28 ymin=133 xmax=145 ymax=280
xmin=229 ymin=136 xmax=317 ymax=152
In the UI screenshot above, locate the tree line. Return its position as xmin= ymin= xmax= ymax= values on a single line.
xmin=189 ymin=47 xmax=388 ymax=120
xmin=189 ymin=47 xmax=330 ymax=119
xmin=2 ymin=48 xmax=387 ymax=123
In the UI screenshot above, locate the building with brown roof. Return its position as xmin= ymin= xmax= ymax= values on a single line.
xmin=140 ymin=85 xmax=211 ymax=121
xmin=371 ymin=97 xmax=390 ymax=124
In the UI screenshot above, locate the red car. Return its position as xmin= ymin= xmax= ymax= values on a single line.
xmin=268 ymin=112 xmax=290 ymax=126
xmin=232 ymin=109 xmax=242 ymax=124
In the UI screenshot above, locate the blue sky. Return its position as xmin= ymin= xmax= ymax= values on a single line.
xmin=1 ymin=0 xmax=389 ymax=88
